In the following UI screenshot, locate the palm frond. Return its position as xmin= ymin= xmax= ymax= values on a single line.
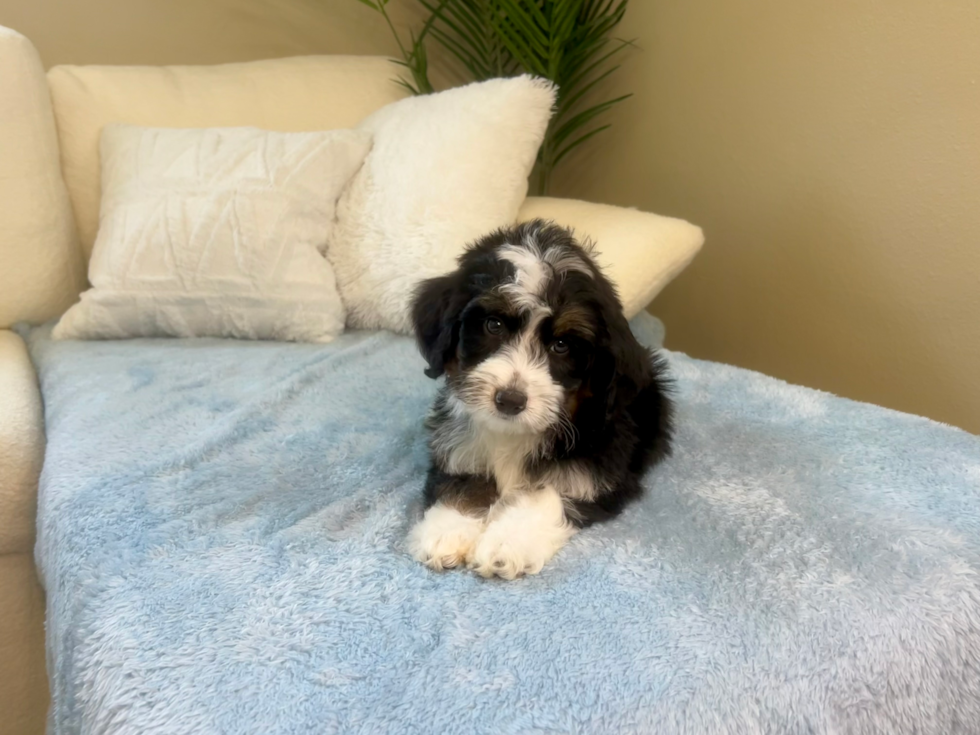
xmin=557 ymin=60 xmax=622 ymax=116
xmin=553 ymin=123 xmax=611 ymax=165
xmin=353 ymin=0 xmax=635 ymax=193
xmin=552 ymin=93 xmax=632 ymax=147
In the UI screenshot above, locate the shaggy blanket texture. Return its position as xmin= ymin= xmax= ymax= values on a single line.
xmin=23 ymin=314 xmax=980 ymax=735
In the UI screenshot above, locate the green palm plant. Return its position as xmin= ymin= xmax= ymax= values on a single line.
xmin=355 ymin=0 xmax=633 ymax=194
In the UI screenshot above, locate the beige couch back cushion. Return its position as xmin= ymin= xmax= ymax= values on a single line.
xmin=47 ymin=55 xmax=406 ymax=262
xmin=0 ymin=26 xmax=86 ymax=328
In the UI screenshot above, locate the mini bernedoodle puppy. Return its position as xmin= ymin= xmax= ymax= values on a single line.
xmin=408 ymin=220 xmax=673 ymax=579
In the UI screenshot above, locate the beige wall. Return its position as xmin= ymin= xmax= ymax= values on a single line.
xmin=0 ymin=0 xmax=401 ymax=67
xmin=1 ymin=0 xmax=977 ymax=433
xmin=555 ymin=1 xmax=980 ymax=434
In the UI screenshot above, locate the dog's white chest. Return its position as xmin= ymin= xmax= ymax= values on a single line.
xmin=433 ymin=418 xmax=541 ymax=498
xmin=431 ymin=404 xmax=600 ymax=502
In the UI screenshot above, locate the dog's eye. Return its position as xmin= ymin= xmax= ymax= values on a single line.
xmin=550 ymin=338 xmax=570 ymax=355
xmin=485 ymin=317 xmax=504 ymax=335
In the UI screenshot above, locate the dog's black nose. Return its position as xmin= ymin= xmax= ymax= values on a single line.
xmin=494 ymin=389 xmax=527 ymax=416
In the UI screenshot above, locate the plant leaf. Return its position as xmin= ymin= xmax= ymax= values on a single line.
xmin=429 ymin=26 xmax=491 ymax=78
xmin=499 ymin=0 xmax=550 ymax=32
xmin=562 ymin=38 xmax=634 ymax=97
xmin=376 ymin=0 xmax=635 ymax=193
xmin=418 ymin=0 xmax=495 ymax=77
xmin=487 ymin=12 xmax=543 ymax=74
xmin=558 ymin=63 xmax=621 ymax=116
xmin=419 ymin=0 xmax=483 ymax=47
xmin=553 ymin=123 xmax=611 ymax=165
xmin=491 ymin=0 xmax=550 ymax=60
xmin=552 ymin=92 xmax=632 ymax=146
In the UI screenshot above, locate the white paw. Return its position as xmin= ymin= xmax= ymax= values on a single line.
xmin=469 ymin=528 xmax=553 ymax=579
xmin=408 ymin=503 xmax=485 ymax=571
xmin=468 ymin=488 xmax=575 ymax=580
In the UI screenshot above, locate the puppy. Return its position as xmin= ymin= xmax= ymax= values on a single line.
xmin=408 ymin=220 xmax=672 ymax=579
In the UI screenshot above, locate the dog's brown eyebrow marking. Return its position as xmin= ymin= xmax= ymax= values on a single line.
xmin=477 ymin=293 xmax=513 ymax=314
xmin=553 ymin=306 xmax=596 ymax=339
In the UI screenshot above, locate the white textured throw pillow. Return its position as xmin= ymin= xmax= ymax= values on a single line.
xmin=330 ymin=75 xmax=556 ymax=333
xmin=54 ymin=125 xmax=372 ymax=342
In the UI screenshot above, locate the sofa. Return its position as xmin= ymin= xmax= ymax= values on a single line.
xmin=0 ymin=25 xmax=700 ymax=734
xmin=4 ymin=22 xmax=980 ymax=735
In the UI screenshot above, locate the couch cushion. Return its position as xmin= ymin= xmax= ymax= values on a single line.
xmin=0 ymin=331 xmax=44 ymax=555
xmin=47 ymin=55 xmax=407 ymax=262
xmin=518 ymin=197 xmax=704 ymax=319
xmin=0 ymin=26 xmax=86 ymax=328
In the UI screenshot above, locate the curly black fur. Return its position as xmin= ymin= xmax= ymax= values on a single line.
xmin=411 ymin=220 xmax=673 ymax=528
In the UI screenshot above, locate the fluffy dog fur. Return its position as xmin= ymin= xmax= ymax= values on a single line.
xmin=408 ymin=220 xmax=673 ymax=579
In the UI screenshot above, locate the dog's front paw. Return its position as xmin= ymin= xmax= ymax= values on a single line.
xmin=468 ymin=488 xmax=575 ymax=580
xmin=408 ymin=503 xmax=485 ymax=571
xmin=469 ymin=531 xmax=550 ymax=580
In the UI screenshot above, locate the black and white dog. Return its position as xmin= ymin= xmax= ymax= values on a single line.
xmin=408 ymin=220 xmax=672 ymax=579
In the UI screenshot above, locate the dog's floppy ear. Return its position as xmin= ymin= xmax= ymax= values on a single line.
xmin=587 ymin=291 xmax=651 ymax=422
xmin=605 ymin=310 xmax=651 ymax=416
xmin=570 ymin=304 xmax=647 ymax=446
xmin=411 ymin=272 xmax=467 ymax=379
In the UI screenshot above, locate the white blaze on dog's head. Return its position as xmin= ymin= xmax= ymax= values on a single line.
xmin=498 ymin=232 xmax=594 ymax=313
xmin=498 ymin=243 xmax=551 ymax=312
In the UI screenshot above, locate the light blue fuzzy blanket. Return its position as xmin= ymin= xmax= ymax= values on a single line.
xmin=23 ymin=314 xmax=980 ymax=735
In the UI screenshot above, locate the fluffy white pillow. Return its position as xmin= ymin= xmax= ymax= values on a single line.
xmin=46 ymin=56 xmax=406 ymax=262
xmin=330 ymin=75 xmax=556 ymax=333
xmin=53 ymin=124 xmax=371 ymax=342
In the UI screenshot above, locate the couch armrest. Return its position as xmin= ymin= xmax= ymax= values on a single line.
xmin=518 ymin=196 xmax=703 ymax=318
xmin=0 ymin=552 xmax=49 ymax=735
xmin=0 ymin=330 xmax=44 ymax=555
xmin=0 ymin=26 xmax=86 ymax=329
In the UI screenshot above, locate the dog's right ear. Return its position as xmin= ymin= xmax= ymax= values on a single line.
xmin=411 ymin=272 xmax=467 ymax=379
